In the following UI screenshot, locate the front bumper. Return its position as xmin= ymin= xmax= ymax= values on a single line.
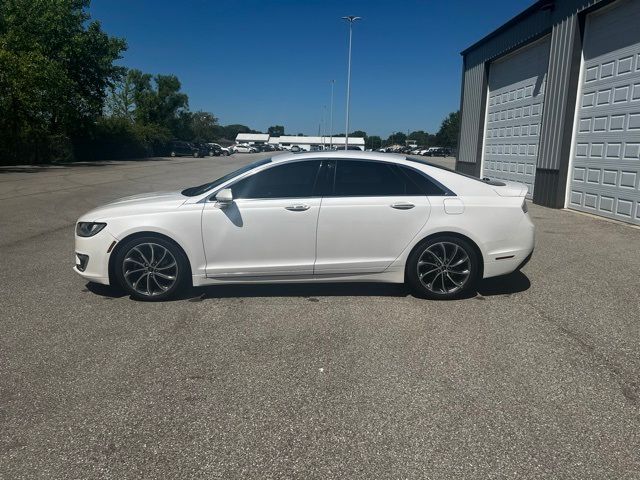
xmin=73 ymin=230 xmax=118 ymax=285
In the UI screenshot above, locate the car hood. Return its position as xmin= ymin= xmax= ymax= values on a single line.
xmin=80 ymin=191 xmax=188 ymax=221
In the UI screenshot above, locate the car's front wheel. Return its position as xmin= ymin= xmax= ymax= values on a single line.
xmin=114 ymin=236 xmax=189 ymax=301
xmin=406 ymin=236 xmax=479 ymax=300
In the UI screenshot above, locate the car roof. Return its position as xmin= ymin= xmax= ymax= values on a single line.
xmin=270 ymin=151 xmax=457 ymax=174
xmin=267 ymin=151 xmax=497 ymax=196
xmin=271 ymin=150 xmax=407 ymax=164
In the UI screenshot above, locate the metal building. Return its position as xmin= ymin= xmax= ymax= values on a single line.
xmin=457 ymin=0 xmax=640 ymax=225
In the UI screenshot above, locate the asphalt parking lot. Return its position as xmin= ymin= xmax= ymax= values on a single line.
xmin=1 ymin=152 xmax=639 ymax=479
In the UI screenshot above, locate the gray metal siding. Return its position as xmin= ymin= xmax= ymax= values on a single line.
xmin=537 ymin=15 xmax=580 ymax=170
xmin=458 ymin=0 xmax=606 ymax=175
xmin=457 ymin=62 xmax=487 ymax=165
xmin=464 ymin=0 xmax=603 ymax=68
xmin=568 ymin=0 xmax=640 ymax=225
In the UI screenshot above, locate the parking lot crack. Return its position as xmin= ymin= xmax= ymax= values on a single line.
xmin=525 ymin=299 xmax=638 ymax=405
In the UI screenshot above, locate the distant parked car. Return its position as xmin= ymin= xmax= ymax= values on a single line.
xmin=169 ymin=141 xmax=201 ymax=158
xmin=425 ymin=147 xmax=448 ymax=157
xmin=233 ymin=144 xmax=257 ymax=153
xmin=205 ymin=144 xmax=221 ymax=156
xmin=208 ymin=143 xmax=230 ymax=156
xmin=253 ymin=144 xmax=273 ymax=152
xmin=195 ymin=143 xmax=213 ymax=157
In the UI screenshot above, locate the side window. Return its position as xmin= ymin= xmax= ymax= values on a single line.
xmin=333 ymin=160 xmax=415 ymax=196
xmin=231 ymin=160 xmax=322 ymax=199
xmin=398 ymin=166 xmax=449 ymax=196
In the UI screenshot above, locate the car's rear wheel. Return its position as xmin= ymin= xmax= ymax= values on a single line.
xmin=193 ymin=151 xmax=199 ymax=158
xmin=406 ymin=236 xmax=479 ymax=300
xmin=114 ymin=236 xmax=189 ymax=301
xmin=170 ymin=151 xmax=176 ymax=157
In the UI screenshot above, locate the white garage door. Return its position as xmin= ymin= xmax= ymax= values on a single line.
xmin=482 ymin=37 xmax=551 ymax=197
xmin=568 ymin=0 xmax=640 ymax=225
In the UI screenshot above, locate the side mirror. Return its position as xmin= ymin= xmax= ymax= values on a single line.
xmin=215 ymin=188 xmax=233 ymax=206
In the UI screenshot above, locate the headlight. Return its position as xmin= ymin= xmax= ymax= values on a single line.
xmin=521 ymin=199 xmax=528 ymax=214
xmin=76 ymin=222 xmax=107 ymax=237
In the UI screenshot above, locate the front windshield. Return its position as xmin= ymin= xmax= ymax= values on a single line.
xmin=181 ymin=158 xmax=272 ymax=197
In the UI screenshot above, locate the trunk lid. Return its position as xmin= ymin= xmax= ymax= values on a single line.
xmin=488 ymin=180 xmax=528 ymax=197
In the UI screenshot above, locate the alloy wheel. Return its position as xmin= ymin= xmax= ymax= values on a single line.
xmin=417 ymin=241 xmax=471 ymax=295
xmin=122 ymin=242 xmax=178 ymax=297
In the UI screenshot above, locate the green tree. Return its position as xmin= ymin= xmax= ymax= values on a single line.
xmin=386 ymin=132 xmax=407 ymax=146
xmin=152 ymin=75 xmax=189 ymax=134
xmin=435 ymin=111 xmax=460 ymax=148
xmin=219 ymin=124 xmax=258 ymax=142
xmin=189 ymin=111 xmax=219 ymax=142
xmin=366 ymin=135 xmax=382 ymax=150
xmin=106 ymin=73 xmax=136 ymax=121
xmin=0 ymin=0 xmax=126 ymax=164
xmin=408 ymin=130 xmax=436 ymax=147
xmin=350 ymin=130 xmax=367 ymax=139
xmin=171 ymin=110 xmax=195 ymax=141
xmin=121 ymin=69 xmax=189 ymax=136
xmin=268 ymin=125 xmax=285 ymax=137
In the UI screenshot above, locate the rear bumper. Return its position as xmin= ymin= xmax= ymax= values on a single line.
xmin=516 ymin=251 xmax=533 ymax=271
xmin=483 ymin=214 xmax=535 ymax=279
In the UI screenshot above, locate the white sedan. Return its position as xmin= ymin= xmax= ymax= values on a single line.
xmin=74 ymin=152 xmax=534 ymax=301
xmin=231 ymin=144 xmax=257 ymax=153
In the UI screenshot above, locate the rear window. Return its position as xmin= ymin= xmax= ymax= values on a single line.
xmin=398 ymin=166 xmax=449 ymax=196
xmin=333 ymin=160 xmax=414 ymax=196
xmin=405 ymin=156 xmax=506 ymax=187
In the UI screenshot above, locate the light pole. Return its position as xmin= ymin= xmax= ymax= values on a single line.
xmin=329 ymin=80 xmax=335 ymax=149
xmin=321 ymin=105 xmax=327 ymax=149
xmin=342 ymin=15 xmax=361 ymax=151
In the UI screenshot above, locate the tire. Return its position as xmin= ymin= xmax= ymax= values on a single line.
xmin=170 ymin=151 xmax=176 ymax=157
xmin=406 ymin=235 xmax=479 ymax=300
xmin=114 ymin=235 xmax=190 ymax=301
xmin=193 ymin=151 xmax=199 ymax=158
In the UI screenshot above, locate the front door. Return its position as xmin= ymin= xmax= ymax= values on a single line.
xmin=202 ymin=160 xmax=323 ymax=277
xmin=314 ymin=159 xmax=431 ymax=274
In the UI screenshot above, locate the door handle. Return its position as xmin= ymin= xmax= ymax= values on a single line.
xmin=285 ymin=204 xmax=310 ymax=211
xmin=391 ymin=203 xmax=415 ymax=210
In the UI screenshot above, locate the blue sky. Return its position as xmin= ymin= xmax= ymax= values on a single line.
xmin=90 ymin=0 xmax=532 ymax=137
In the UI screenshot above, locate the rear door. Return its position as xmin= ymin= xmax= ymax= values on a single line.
xmin=314 ymin=159 xmax=431 ymax=274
